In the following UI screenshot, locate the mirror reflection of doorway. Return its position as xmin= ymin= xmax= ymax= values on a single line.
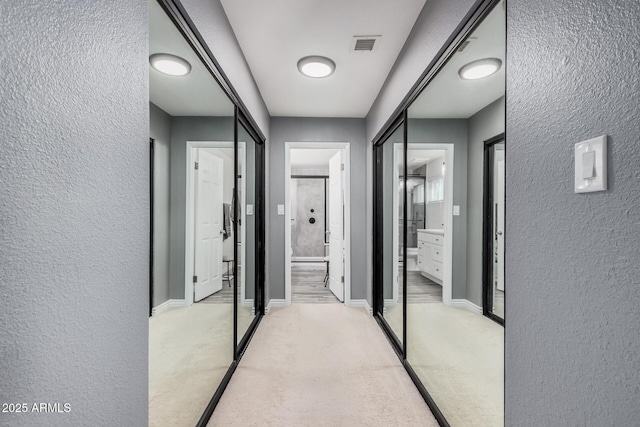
xmin=483 ymin=135 xmax=505 ymax=324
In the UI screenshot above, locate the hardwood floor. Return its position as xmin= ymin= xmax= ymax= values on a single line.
xmin=291 ymin=263 xmax=340 ymax=303
xmin=400 ymin=270 xmax=443 ymax=303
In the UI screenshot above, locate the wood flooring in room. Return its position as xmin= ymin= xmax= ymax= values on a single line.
xmin=291 ymin=263 xmax=340 ymax=303
xmin=399 ymin=270 xmax=443 ymax=303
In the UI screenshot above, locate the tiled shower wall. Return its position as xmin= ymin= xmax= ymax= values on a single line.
xmin=291 ymin=177 xmax=327 ymax=259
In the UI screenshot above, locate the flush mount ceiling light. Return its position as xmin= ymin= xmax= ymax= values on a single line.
xmin=458 ymin=58 xmax=502 ymax=80
xmin=149 ymin=53 xmax=192 ymax=76
xmin=297 ymin=56 xmax=336 ymax=78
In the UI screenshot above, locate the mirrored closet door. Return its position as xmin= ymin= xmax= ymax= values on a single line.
xmin=373 ymin=1 xmax=505 ymax=426
xmin=148 ymin=1 xmax=265 ymax=425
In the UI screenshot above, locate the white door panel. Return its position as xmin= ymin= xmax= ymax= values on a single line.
xmin=328 ymin=152 xmax=344 ymax=302
xmin=494 ymin=153 xmax=505 ymax=292
xmin=195 ymin=149 xmax=223 ymax=301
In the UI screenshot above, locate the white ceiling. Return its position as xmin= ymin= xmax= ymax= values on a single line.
xmin=220 ymin=0 xmax=426 ymax=118
xmin=290 ymin=148 xmax=340 ymax=169
xmin=149 ymin=0 xmax=234 ymax=116
xmin=408 ymin=2 xmax=505 ymax=119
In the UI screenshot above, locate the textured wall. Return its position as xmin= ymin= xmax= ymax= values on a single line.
xmin=466 ymin=97 xmax=504 ymax=306
xmin=269 ymin=118 xmax=367 ymax=301
xmin=150 ymin=103 xmax=172 ymax=308
xmin=507 ymin=1 xmax=640 ymax=424
xmin=169 ymin=117 xmax=234 ymax=300
xmin=365 ymin=0 xmax=477 ymax=305
xmin=0 ymin=1 xmax=149 ymax=426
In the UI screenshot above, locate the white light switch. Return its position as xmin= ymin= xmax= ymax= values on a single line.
xmin=581 ymin=151 xmax=596 ymax=179
xmin=453 ymin=205 xmax=460 ymax=216
xmin=246 ymin=204 xmax=253 ymax=215
xmin=575 ymin=135 xmax=607 ymax=193
xmin=277 ymin=204 xmax=284 ymax=215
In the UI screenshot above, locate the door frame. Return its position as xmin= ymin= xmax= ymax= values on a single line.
xmin=284 ymin=142 xmax=352 ymax=305
xmin=185 ymin=140 xmax=243 ymax=306
xmin=407 ymin=142 xmax=455 ymax=306
xmin=482 ymin=133 xmax=505 ymax=326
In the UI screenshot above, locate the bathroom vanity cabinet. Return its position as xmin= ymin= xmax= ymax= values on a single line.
xmin=417 ymin=229 xmax=444 ymax=284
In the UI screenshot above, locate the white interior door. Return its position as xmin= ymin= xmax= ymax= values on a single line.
xmin=494 ymin=149 xmax=505 ymax=292
xmin=328 ymin=151 xmax=344 ymax=302
xmin=194 ymin=149 xmax=224 ymax=302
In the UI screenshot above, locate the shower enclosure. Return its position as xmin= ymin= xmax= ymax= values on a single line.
xmin=399 ymin=175 xmax=426 ymax=255
xmin=290 ymin=176 xmax=328 ymax=261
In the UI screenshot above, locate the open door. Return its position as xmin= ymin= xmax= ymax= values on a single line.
xmin=328 ymin=151 xmax=344 ymax=302
xmin=483 ymin=136 xmax=505 ymax=323
xmin=194 ymin=149 xmax=224 ymax=302
xmin=494 ymin=148 xmax=505 ymax=293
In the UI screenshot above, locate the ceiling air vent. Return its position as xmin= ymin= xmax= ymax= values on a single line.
xmin=352 ymin=35 xmax=381 ymax=52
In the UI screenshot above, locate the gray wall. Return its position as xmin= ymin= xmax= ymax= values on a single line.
xmin=150 ymin=103 xmax=172 ymax=308
xmin=507 ymin=1 xmax=640 ymax=425
xmin=0 ymin=1 xmax=149 ymax=426
xmin=408 ymin=119 xmax=468 ymax=300
xmin=269 ymin=118 xmax=367 ymax=301
xmin=169 ymin=117 xmax=235 ymax=299
xmin=365 ymin=0 xmax=477 ymax=305
xmin=466 ymin=97 xmax=505 ymax=306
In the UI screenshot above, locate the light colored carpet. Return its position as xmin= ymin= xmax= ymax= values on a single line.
xmin=407 ymin=303 xmax=504 ymax=427
xmin=149 ymin=304 xmax=233 ymax=427
xmin=207 ymin=304 xmax=438 ymax=427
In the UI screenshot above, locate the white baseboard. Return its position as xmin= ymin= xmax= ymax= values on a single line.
xmin=450 ymin=299 xmax=482 ymax=315
xmin=347 ymin=299 xmax=373 ymax=315
xmin=265 ymin=299 xmax=287 ymax=314
xmin=241 ymin=299 xmax=254 ymax=307
xmin=152 ymin=299 xmax=188 ymax=317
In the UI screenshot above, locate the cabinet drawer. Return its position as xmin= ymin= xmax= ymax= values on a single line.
xmin=432 ymin=246 xmax=443 ymax=262
xmin=433 ymin=261 xmax=444 ymax=279
xmin=423 ymin=233 xmax=443 ymax=246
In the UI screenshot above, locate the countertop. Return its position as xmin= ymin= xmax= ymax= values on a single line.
xmin=417 ymin=228 xmax=445 ymax=235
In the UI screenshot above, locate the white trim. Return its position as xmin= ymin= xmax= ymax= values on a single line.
xmin=291 ymin=256 xmax=324 ymax=262
xmin=265 ymin=299 xmax=287 ymax=314
xmin=408 ymin=143 xmax=454 ymax=306
xmin=451 ymin=299 xmax=483 ymax=315
xmin=347 ymin=299 xmax=373 ymax=315
xmin=185 ymin=140 xmax=235 ymax=307
xmin=151 ymin=299 xmax=188 ymax=317
xmin=284 ymin=142 xmax=352 ymax=306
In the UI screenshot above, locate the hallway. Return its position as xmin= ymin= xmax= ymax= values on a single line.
xmin=207 ymin=304 xmax=437 ymax=426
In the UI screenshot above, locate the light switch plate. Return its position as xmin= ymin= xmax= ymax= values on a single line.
xmin=453 ymin=205 xmax=460 ymax=216
xmin=246 ymin=204 xmax=253 ymax=215
xmin=575 ymin=135 xmax=607 ymax=193
xmin=277 ymin=204 xmax=284 ymax=215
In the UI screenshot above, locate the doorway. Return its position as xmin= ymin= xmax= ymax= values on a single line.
xmin=185 ymin=141 xmax=240 ymax=305
xmin=483 ymin=134 xmax=505 ymax=324
xmin=284 ymin=143 xmax=352 ymax=305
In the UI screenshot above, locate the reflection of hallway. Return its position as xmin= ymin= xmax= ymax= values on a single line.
xmin=407 ymin=303 xmax=503 ymax=427
xmin=291 ymin=263 xmax=340 ymax=303
xmin=149 ymin=304 xmax=232 ymax=427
